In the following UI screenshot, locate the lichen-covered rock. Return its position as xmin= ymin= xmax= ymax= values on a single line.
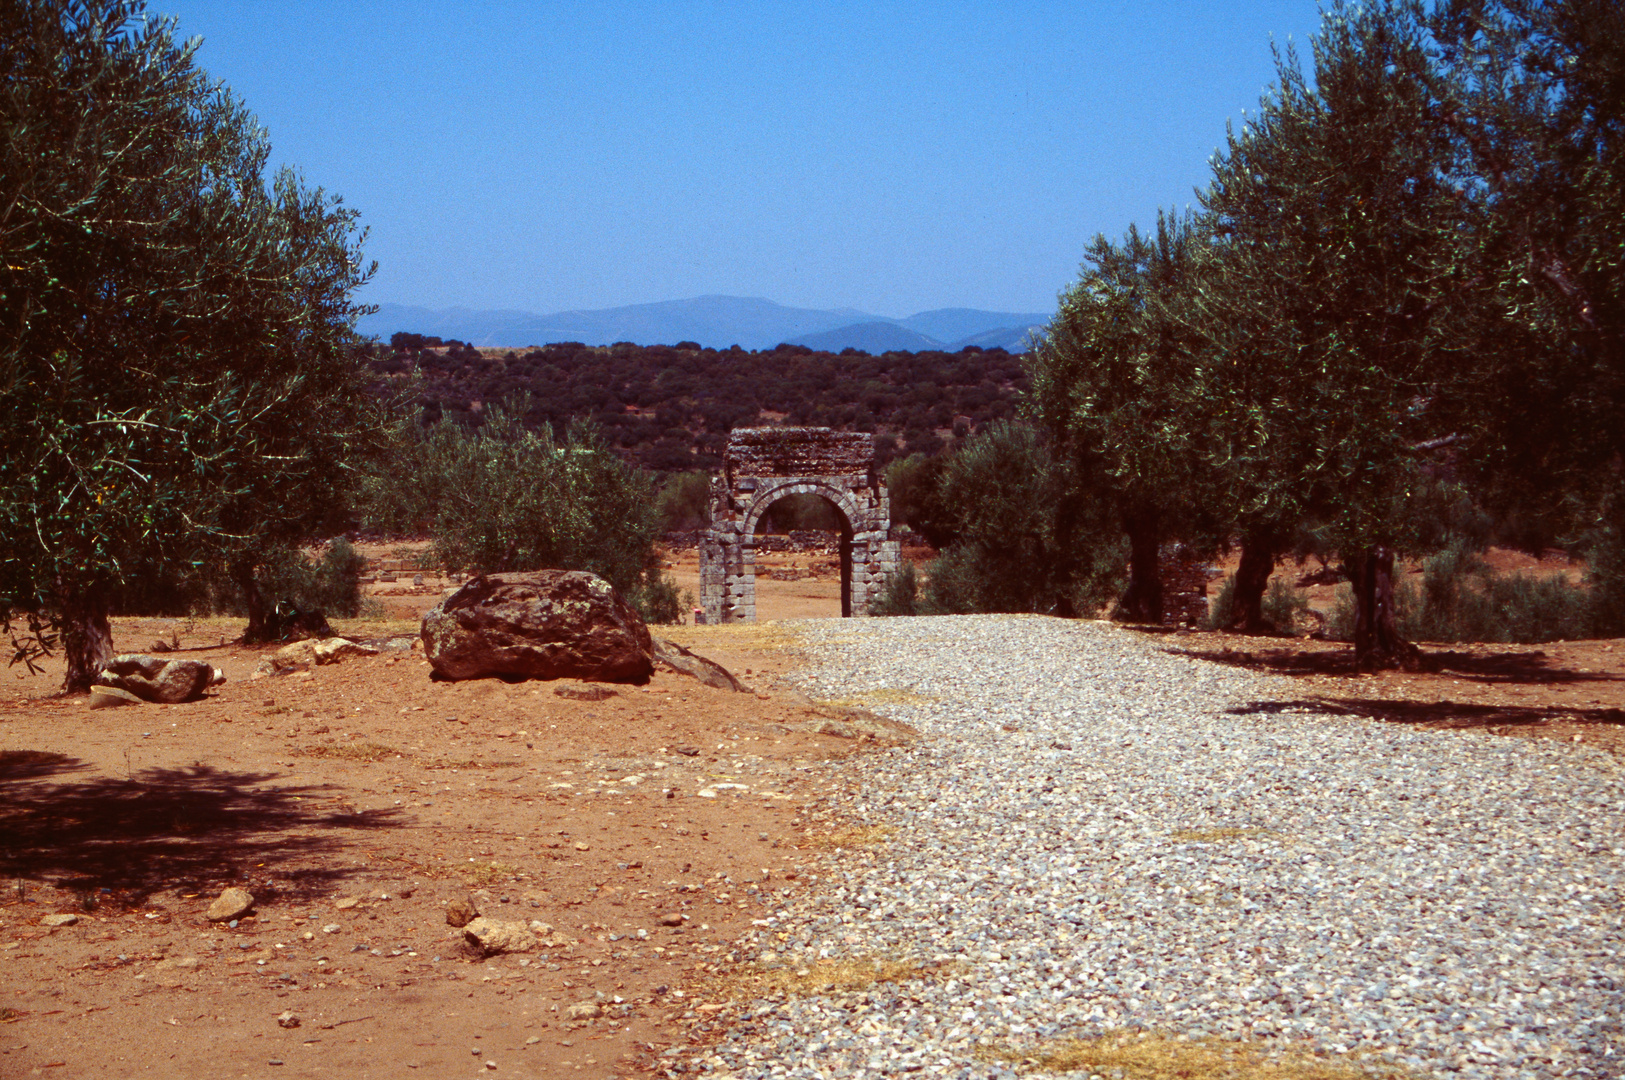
xmin=421 ymin=571 xmax=653 ymax=683
xmin=96 ymin=655 xmax=223 ymax=703
xmin=462 ymin=917 xmax=538 ymax=955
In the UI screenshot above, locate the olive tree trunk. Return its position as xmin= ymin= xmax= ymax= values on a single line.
xmin=1227 ymin=534 xmax=1278 ymax=634
xmin=1115 ymin=512 xmax=1163 ymax=623
xmin=58 ymin=580 xmax=114 ymax=693
xmin=1347 ymin=547 xmax=1422 ymax=671
xmin=234 ymin=557 xmax=269 ymax=643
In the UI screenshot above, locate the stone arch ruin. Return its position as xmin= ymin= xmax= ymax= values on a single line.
xmin=700 ymin=428 xmax=900 ymax=623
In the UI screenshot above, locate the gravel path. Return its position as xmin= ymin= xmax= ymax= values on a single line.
xmin=691 ymin=615 xmax=1625 ymax=1080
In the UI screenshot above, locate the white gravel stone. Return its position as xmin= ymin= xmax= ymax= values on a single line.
xmin=680 ymin=615 xmax=1624 ymax=1080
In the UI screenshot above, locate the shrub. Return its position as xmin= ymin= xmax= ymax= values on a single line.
xmin=1584 ymin=525 xmax=1625 ymax=637
xmin=1260 ymin=576 xmax=1311 ymax=634
xmin=1325 ymin=540 xmax=1595 ymax=644
xmin=628 ymin=574 xmax=687 ymax=625
xmin=1203 ymin=575 xmax=1237 ymax=631
xmin=917 ymin=421 xmax=1124 ymax=616
xmin=655 ymin=471 xmax=712 ymax=532
xmin=870 ymin=560 xmax=922 ymax=617
xmin=371 ymin=399 xmax=678 ymax=622
xmin=250 ymin=539 xmax=368 ymax=619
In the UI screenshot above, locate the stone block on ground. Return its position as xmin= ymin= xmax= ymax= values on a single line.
xmin=421 ymin=571 xmax=654 ymax=683
xmin=96 ymin=655 xmax=224 ymax=703
xmin=88 ymin=685 xmax=145 ymax=709
xmin=253 ymin=637 xmax=378 ymax=679
xmin=650 ymin=638 xmax=751 ymax=692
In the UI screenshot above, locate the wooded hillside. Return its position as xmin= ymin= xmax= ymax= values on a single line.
xmin=370 ymin=337 xmax=1029 ymax=471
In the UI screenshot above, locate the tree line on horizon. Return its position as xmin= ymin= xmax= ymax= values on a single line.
xmin=371 ymin=336 xmax=1029 ymax=473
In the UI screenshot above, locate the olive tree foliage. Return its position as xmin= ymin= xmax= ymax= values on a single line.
xmin=1026 ymin=211 xmax=1212 ymax=623
xmin=0 ymin=1 xmax=386 ymax=688
xmin=1183 ymin=0 xmax=1485 ymax=667
xmin=1430 ymin=0 xmax=1625 ymax=541
xmin=363 ymin=404 xmax=683 ymax=623
xmin=874 ymin=421 xmax=1124 ymax=617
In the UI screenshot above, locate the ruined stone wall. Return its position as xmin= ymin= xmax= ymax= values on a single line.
xmin=699 ymin=428 xmax=898 ymax=623
xmin=723 ymin=427 xmax=876 ymax=481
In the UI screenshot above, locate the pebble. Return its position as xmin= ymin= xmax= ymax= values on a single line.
xmin=690 ymin=616 xmax=1625 ymax=1080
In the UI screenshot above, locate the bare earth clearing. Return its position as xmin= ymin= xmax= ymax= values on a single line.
xmin=1 ymin=546 xmax=1620 ymax=1079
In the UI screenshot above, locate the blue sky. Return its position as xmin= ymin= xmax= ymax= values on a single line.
xmin=155 ymin=1 xmax=1328 ymax=317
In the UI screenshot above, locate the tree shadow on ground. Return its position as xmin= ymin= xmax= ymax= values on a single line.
xmin=1163 ymin=641 xmax=1621 ymax=685
xmin=0 ymin=750 xmax=400 ymax=904
xmin=1225 ymin=697 xmax=1625 ymax=731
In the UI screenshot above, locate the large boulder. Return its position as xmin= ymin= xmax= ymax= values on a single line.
xmin=95 ymin=655 xmax=224 ymax=703
xmin=421 ymin=571 xmax=654 ymax=683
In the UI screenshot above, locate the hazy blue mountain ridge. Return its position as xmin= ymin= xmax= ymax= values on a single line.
xmin=361 ymin=295 xmax=1050 ymax=353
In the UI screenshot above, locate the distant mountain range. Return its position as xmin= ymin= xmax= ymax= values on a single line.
xmin=358 ymin=295 xmax=1051 ymax=353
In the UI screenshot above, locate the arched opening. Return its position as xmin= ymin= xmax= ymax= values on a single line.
xmin=747 ymin=490 xmax=856 ymax=618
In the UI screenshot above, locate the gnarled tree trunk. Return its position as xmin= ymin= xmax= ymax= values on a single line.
xmin=58 ymin=580 xmax=114 ymax=693
xmin=1116 ymin=511 xmax=1163 ymax=623
xmin=1227 ymin=533 xmax=1278 ymax=634
xmin=234 ymin=557 xmax=268 ymax=643
xmin=1347 ymin=547 xmax=1422 ymax=671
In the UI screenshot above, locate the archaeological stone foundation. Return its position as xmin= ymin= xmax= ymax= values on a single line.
xmin=699 ymin=427 xmax=900 ymax=623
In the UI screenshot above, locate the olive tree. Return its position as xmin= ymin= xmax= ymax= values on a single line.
xmin=1 ymin=1 xmax=384 ymax=687
xmin=1189 ymin=0 xmax=1481 ymax=667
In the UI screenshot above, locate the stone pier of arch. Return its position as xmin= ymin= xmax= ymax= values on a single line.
xmin=699 ymin=428 xmax=900 ymax=623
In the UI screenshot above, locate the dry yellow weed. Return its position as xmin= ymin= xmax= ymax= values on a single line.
xmin=296 ymin=741 xmax=403 ymax=762
xmin=710 ymin=956 xmax=956 ymax=1000
xmin=799 ymin=824 xmax=892 ymax=849
xmin=1169 ymin=827 xmax=1277 ymax=843
xmin=985 ymin=1030 xmax=1415 ymax=1079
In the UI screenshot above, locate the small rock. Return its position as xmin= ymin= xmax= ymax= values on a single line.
xmin=206 ymin=887 xmax=255 ymax=922
xmin=573 ymin=842 xmax=590 ymax=851
xmin=462 ymin=917 xmax=538 ymax=955
xmin=333 ymin=896 xmax=360 ymax=910
xmin=445 ymin=898 xmax=478 ymax=928
xmin=41 ymin=913 xmax=79 ymax=927
xmin=554 ymin=684 xmax=617 ymax=701
xmin=658 ymin=913 xmax=685 ymax=927
xmin=321 ymin=924 xmax=340 ymax=934
xmin=277 ymin=1011 xmax=300 ymax=1029
xmin=565 ymin=1002 xmax=602 ymax=1020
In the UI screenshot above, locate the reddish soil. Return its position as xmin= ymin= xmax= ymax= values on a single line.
xmin=0 ymin=565 xmax=866 ymax=1080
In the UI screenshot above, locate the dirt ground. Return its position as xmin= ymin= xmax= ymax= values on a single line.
xmin=0 ymin=554 xmax=870 ymax=1080
xmin=3 ymin=545 xmax=1622 ymax=1080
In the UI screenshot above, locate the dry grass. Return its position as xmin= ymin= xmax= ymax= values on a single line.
xmin=984 ymin=1031 xmax=1415 ymax=1080
xmin=423 ymin=757 xmax=522 ymax=770
xmin=710 ymin=956 xmax=957 ymax=1000
xmin=1169 ymin=827 xmax=1277 ymax=843
xmin=799 ymin=823 xmax=893 ymax=849
xmin=817 ymin=685 xmax=936 ymax=709
xmin=459 ymin=861 xmax=521 ymax=886
xmin=663 ymin=622 xmax=807 ymax=655
xmin=296 ymin=742 xmax=405 ymax=763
